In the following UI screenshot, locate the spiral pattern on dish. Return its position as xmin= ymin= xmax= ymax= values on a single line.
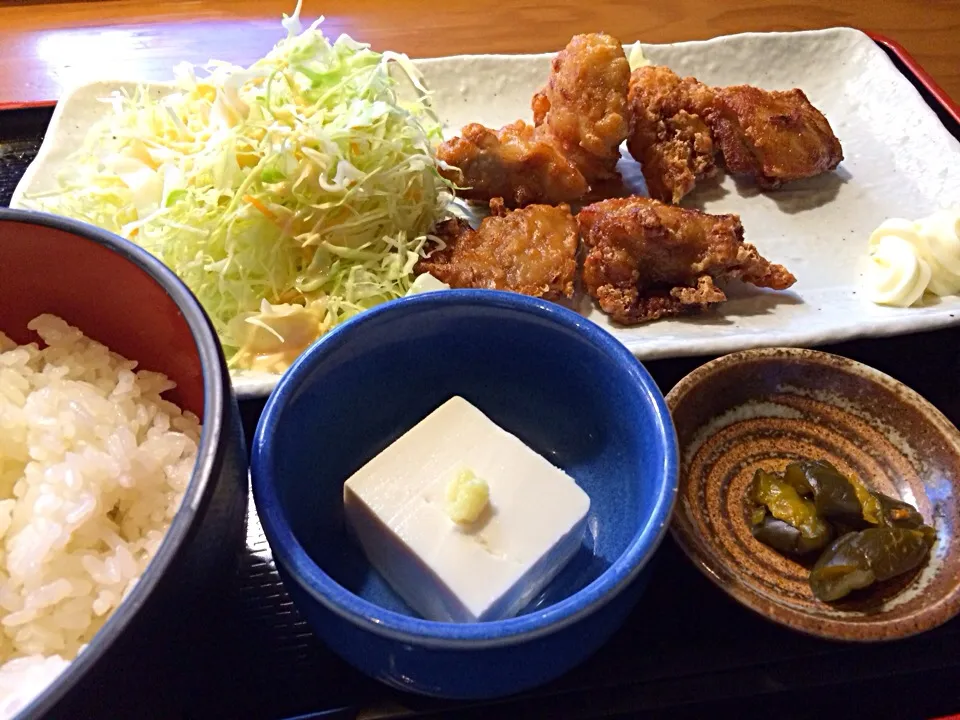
xmin=667 ymin=348 xmax=960 ymax=641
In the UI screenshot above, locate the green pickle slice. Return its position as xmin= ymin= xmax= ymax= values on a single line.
xmin=748 ymin=470 xmax=832 ymax=555
xmin=746 ymin=460 xmax=936 ymax=601
xmin=809 ymin=527 xmax=932 ymax=602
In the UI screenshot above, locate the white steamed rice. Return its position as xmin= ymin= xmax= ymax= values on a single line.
xmin=0 ymin=315 xmax=200 ymax=718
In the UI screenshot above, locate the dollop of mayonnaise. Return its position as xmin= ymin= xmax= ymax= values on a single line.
xmin=865 ymin=209 xmax=960 ymax=307
xmin=866 ymin=233 xmax=931 ymax=307
xmin=230 ymin=299 xmax=328 ymax=374
xmin=917 ymin=210 xmax=960 ymax=296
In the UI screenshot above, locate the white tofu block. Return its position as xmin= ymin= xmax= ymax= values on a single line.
xmin=342 ymin=396 xmax=591 ymax=623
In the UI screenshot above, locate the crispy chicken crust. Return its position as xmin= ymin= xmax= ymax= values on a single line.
xmin=438 ymin=33 xmax=630 ymax=207
xmin=711 ymin=85 xmax=844 ymax=189
xmin=437 ymin=121 xmax=588 ymax=208
xmin=626 ymin=66 xmax=843 ymax=202
xmin=577 ymin=196 xmax=796 ymax=323
xmin=532 ymin=32 xmax=632 ymax=183
xmin=626 ymin=65 xmax=720 ymax=204
xmin=417 ymin=200 xmax=579 ymax=299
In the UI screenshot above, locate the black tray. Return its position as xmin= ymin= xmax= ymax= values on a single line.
xmin=2 ymin=40 xmax=959 ymax=720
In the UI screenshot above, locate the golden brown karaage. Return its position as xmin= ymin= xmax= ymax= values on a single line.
xmin=416 ymin=199 xmax=579 ymax=299
xmin=437 ymin=122 xmax=588 ymax=208
xmin=577 ymin=196 xmax=796 ymax=323
xmin=626 ymin=65 xmax=720 ymax=204
xmin=711 ymin=85 xmax=844 ymax=189
xmin=626 ymin=66 xmax=843 ymax=202
xmin=438 ymin=33 xmax=630 ymax=206
xmin=532 ymin=33 xmax=632 ymax=183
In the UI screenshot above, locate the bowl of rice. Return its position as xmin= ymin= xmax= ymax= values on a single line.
xmin=0 ymin=208 xmax=248 ymax=718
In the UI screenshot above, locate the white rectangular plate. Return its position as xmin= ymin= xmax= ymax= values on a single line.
xmin=12 ymin=28 xmax=960 ymax=400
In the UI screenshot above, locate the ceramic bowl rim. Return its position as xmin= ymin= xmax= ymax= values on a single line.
xmin=665 ymin=345 xmax=960 ymax=642
xmin=251 ymin=289 xmax=679 ymax=649
xmin=0 ymin=208 xmax=232 ymax=716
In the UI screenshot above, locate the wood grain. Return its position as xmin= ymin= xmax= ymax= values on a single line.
xmin=0 ymin=0 xmax=957 ymax=105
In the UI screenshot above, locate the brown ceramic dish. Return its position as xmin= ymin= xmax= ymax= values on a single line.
xmin=666 ymin=347 xmax=960 ymax=641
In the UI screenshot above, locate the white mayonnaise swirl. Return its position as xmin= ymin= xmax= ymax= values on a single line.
xmin=866 ymin=232 xmax=931 ymax=307
xmin=865 ymin=209 xmax=960 ymax=307
xmin=917 ymin=210 xmax=960 ymax=296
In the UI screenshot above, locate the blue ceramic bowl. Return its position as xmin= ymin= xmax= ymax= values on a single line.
xmin=251 ymin=290 xmax=678 ymax=699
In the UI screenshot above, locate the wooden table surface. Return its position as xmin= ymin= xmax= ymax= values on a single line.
xmin=0 ymin=0 xmax=958 ymax=106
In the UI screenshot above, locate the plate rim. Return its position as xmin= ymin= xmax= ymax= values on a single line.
xmin=10 ymin=26 xmax=960 ymax=401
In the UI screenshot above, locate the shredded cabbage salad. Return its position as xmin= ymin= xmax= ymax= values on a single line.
xmin=25 ymin=2 xmax=451 ymax=370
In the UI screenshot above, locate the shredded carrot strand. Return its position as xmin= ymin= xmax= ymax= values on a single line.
xmin=244 ymin=194 xmax=278 ymax=221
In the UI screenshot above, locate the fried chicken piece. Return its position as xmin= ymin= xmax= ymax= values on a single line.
xmin=532 ymin=33 xmax=632 ymax=183
xmin=438 ymin=32 xmax=630 ymax=206
xmin=711 ymin=85 xmax=844 ymax=189
xmin=417 ymin=199 xmax=579 ymax=299
xmin=626 ymin=66 xmax=720 ymax=204
xmin=625 ymin=67 xmax=843 ymax=201
xmin=578 ymin=196 xmax=796 ymax=324
xmin=437 ymin=121 xmax=589 ymax=208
